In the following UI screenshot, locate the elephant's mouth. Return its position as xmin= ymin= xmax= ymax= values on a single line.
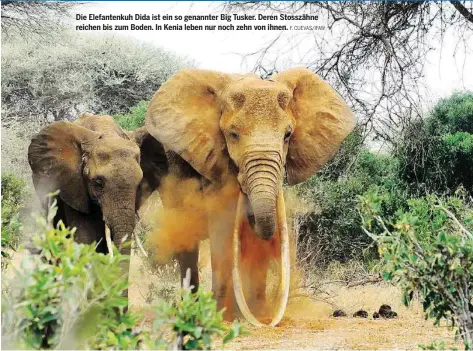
xmin=232 ymin=187 xmax=290 ymax=327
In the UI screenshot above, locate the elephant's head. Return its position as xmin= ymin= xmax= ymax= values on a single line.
xmin=28 ymin=115 xmax=166 ymax=253
xmin=146 ymin=68 xmax=355 ymax=326
xmin=146 ymin=68 xmax=355 ymax=239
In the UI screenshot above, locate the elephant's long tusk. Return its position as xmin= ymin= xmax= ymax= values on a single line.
xmin=105 ymin=224 xmax=114 ymax=258
xmin=232 ymin=187 xmax=290 ymax=327
xmin=134 ymin=230 xmax=149 ymax=258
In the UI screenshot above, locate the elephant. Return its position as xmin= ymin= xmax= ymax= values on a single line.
xmin=28 ymin=112 xmax=168 ymax=300
xmin=145 ymin=67 xmax=356 ymax=326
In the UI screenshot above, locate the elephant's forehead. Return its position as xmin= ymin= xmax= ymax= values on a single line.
xmin=91 ymin=138 xmax=139 ymax=159
xmin=227 ymin=78 xmax=291 ymax=98
xmin=78 ymin=114 xmax=127 ymax=138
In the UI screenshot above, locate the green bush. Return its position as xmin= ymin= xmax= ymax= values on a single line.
xmin=295 ymin=149 xmax=406 ymax=265
xmin=2 ymin=196 xmax=145 ymax=349
xmin=113 ymin=100 xmax=148 ymax=131
xmin=1 ymin=196 xmax=241 ymax=350
xmin=359 ymin=189 xmax=473 ymax=348
xmin=396 ymin=92 xmax=473 ymax=196
xmin=426 ymin=92 xmax=473 ymax=135
xmin=154 ymin=280 xmax=243 ymax=350
xmin=1 ymin=174 xmax=28 ymax=269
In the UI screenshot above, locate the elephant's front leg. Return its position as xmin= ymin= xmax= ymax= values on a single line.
xmin=210 ymin=232 xmax=237 ymax=320
xmin=209 ymin=214 xmax=238 ymax=321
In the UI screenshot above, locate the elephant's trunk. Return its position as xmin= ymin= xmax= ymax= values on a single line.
xmin=107 ymin=209 xmax=136 ymax=255
xmin=104 ymin=207 xmax=135 ymax=303
xmin=101 ymin=193 xmax=137 ymax=252
xmin=242 ymin=151 xmax=282 ymax=240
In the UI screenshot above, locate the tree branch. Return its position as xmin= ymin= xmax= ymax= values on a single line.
xmin=450 ymin=1 xmax=473 ymax=23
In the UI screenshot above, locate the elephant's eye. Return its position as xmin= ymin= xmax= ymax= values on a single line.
xmin=229 ymin=131 xmax=240 ymax=141
xmin=284 ymin=129 xmax=293 ymax=142
xmin=93 ymin=176 xmax=105 ymax=189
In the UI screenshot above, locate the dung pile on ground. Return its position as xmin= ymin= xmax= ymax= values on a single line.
xmin=353 ymin=309 xmax=368 ymax=318
xmin=332 ymin=309 xmax=347 ymax=317
xmin=378 ymin=304 xmax=398 ymax=319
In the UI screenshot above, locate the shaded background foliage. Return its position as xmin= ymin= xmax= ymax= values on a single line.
xmin=396 ymin=92 xmax=473 ymax=196
xmin=293 ymin=92 xmax=473 ymax=267
xmin=1 ymin=32 xmax=192 ymax=123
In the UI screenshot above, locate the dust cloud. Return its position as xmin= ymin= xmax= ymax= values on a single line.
xmin=143 ymin=173 xmax=327 ymax=321
xmin=146 ymin=174 xmax=239 ymax=264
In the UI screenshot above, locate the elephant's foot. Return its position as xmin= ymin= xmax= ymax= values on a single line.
xmin=214 ymin=283 xmax=240 ymax=321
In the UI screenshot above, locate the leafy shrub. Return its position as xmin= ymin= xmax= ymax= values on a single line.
xmin=295 ymin=149 xmax=405 ymax=266
xmin=1 ymin=31 xmax=192 ymax=122
xmin=426 ymin=92 xmax=473 ymax=135
xmin=113 ymin=101 xmax=148 ymax=131
xmin=2 ymin=196 xmax=241 ymax=350
xmin=359 ymin=189 xmax=473 ymax=348
xmin=154 ymin=275 xmax=243 ymax=350
xmin=1 ymin=174 xmax=28 ymax=269
xmin=396 ymin=92 xmax=473 ymax=196
xmin=1 ymin=196 xmax=148 ymax=349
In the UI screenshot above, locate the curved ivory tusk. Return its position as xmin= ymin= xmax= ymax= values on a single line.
xmin=232 ymin=187 xmax=290 ymax=327
xmin=134 ymin=230 xmax=149 ymax=258
xmin=105 ymin=224 xmax=114 ymax=258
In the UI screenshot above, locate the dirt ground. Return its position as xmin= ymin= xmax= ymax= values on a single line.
xmin=127 ymin=241 xmax=460 ymax=350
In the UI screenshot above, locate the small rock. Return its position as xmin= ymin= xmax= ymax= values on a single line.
xmin=332 ymin=309 xmax=347 ymax=317
xmin=353 ymin=310 xmax=368 ymax=318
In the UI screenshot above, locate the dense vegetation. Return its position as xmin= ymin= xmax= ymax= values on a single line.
xmin=1 ymin=198 xmax=241 ymax=350
xmin=1 ymin=32 xmax=191 ymax=123
xmin=1 ymin=174 xmax=29 ymax=269
xmin=360 ymin=190 xmax=473 ymax=348
xmin=293 ymin=92 xmax=473 ymax=268
xmin=396 ymin=92 xmax=473 ymax=196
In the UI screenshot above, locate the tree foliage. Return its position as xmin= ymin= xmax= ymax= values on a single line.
xmin=1 ymin=1 xmax=76 ymax=38
xmin=295 ymin=143 xmax=405 ymax=266
xmin=360 ymin=189 xmax=473 ymax=348
xmin=1 ymin=32 xmax=192 ymax=122
xmin=1 ymin=174 xmax=28 ymax=269
xmin=225 ymin=1 xmax=473 ymax=141
xmin=396 ymin=92 xmax=473 ymax=195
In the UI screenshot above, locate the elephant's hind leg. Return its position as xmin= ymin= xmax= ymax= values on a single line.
xmin=177 ymin=245 xmax=200 ymax=293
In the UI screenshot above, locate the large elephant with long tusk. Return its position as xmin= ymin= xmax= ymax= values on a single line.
xmin=146 ymin=67 xmax=356 ymax=326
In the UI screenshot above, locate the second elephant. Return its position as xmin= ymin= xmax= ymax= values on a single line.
xmin=28 ymin=113 xmax=168 ymax=299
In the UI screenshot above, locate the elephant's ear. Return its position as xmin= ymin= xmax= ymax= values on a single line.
xmin=128 ymin=127 xmax=169 ymax=209
xmin=273 ymin=68 xmax=356 ymax=185
xmin=145 ymin=69 xmax=234 ymax=183
xmin=28 ymin=121 xmax=101 ymax=213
